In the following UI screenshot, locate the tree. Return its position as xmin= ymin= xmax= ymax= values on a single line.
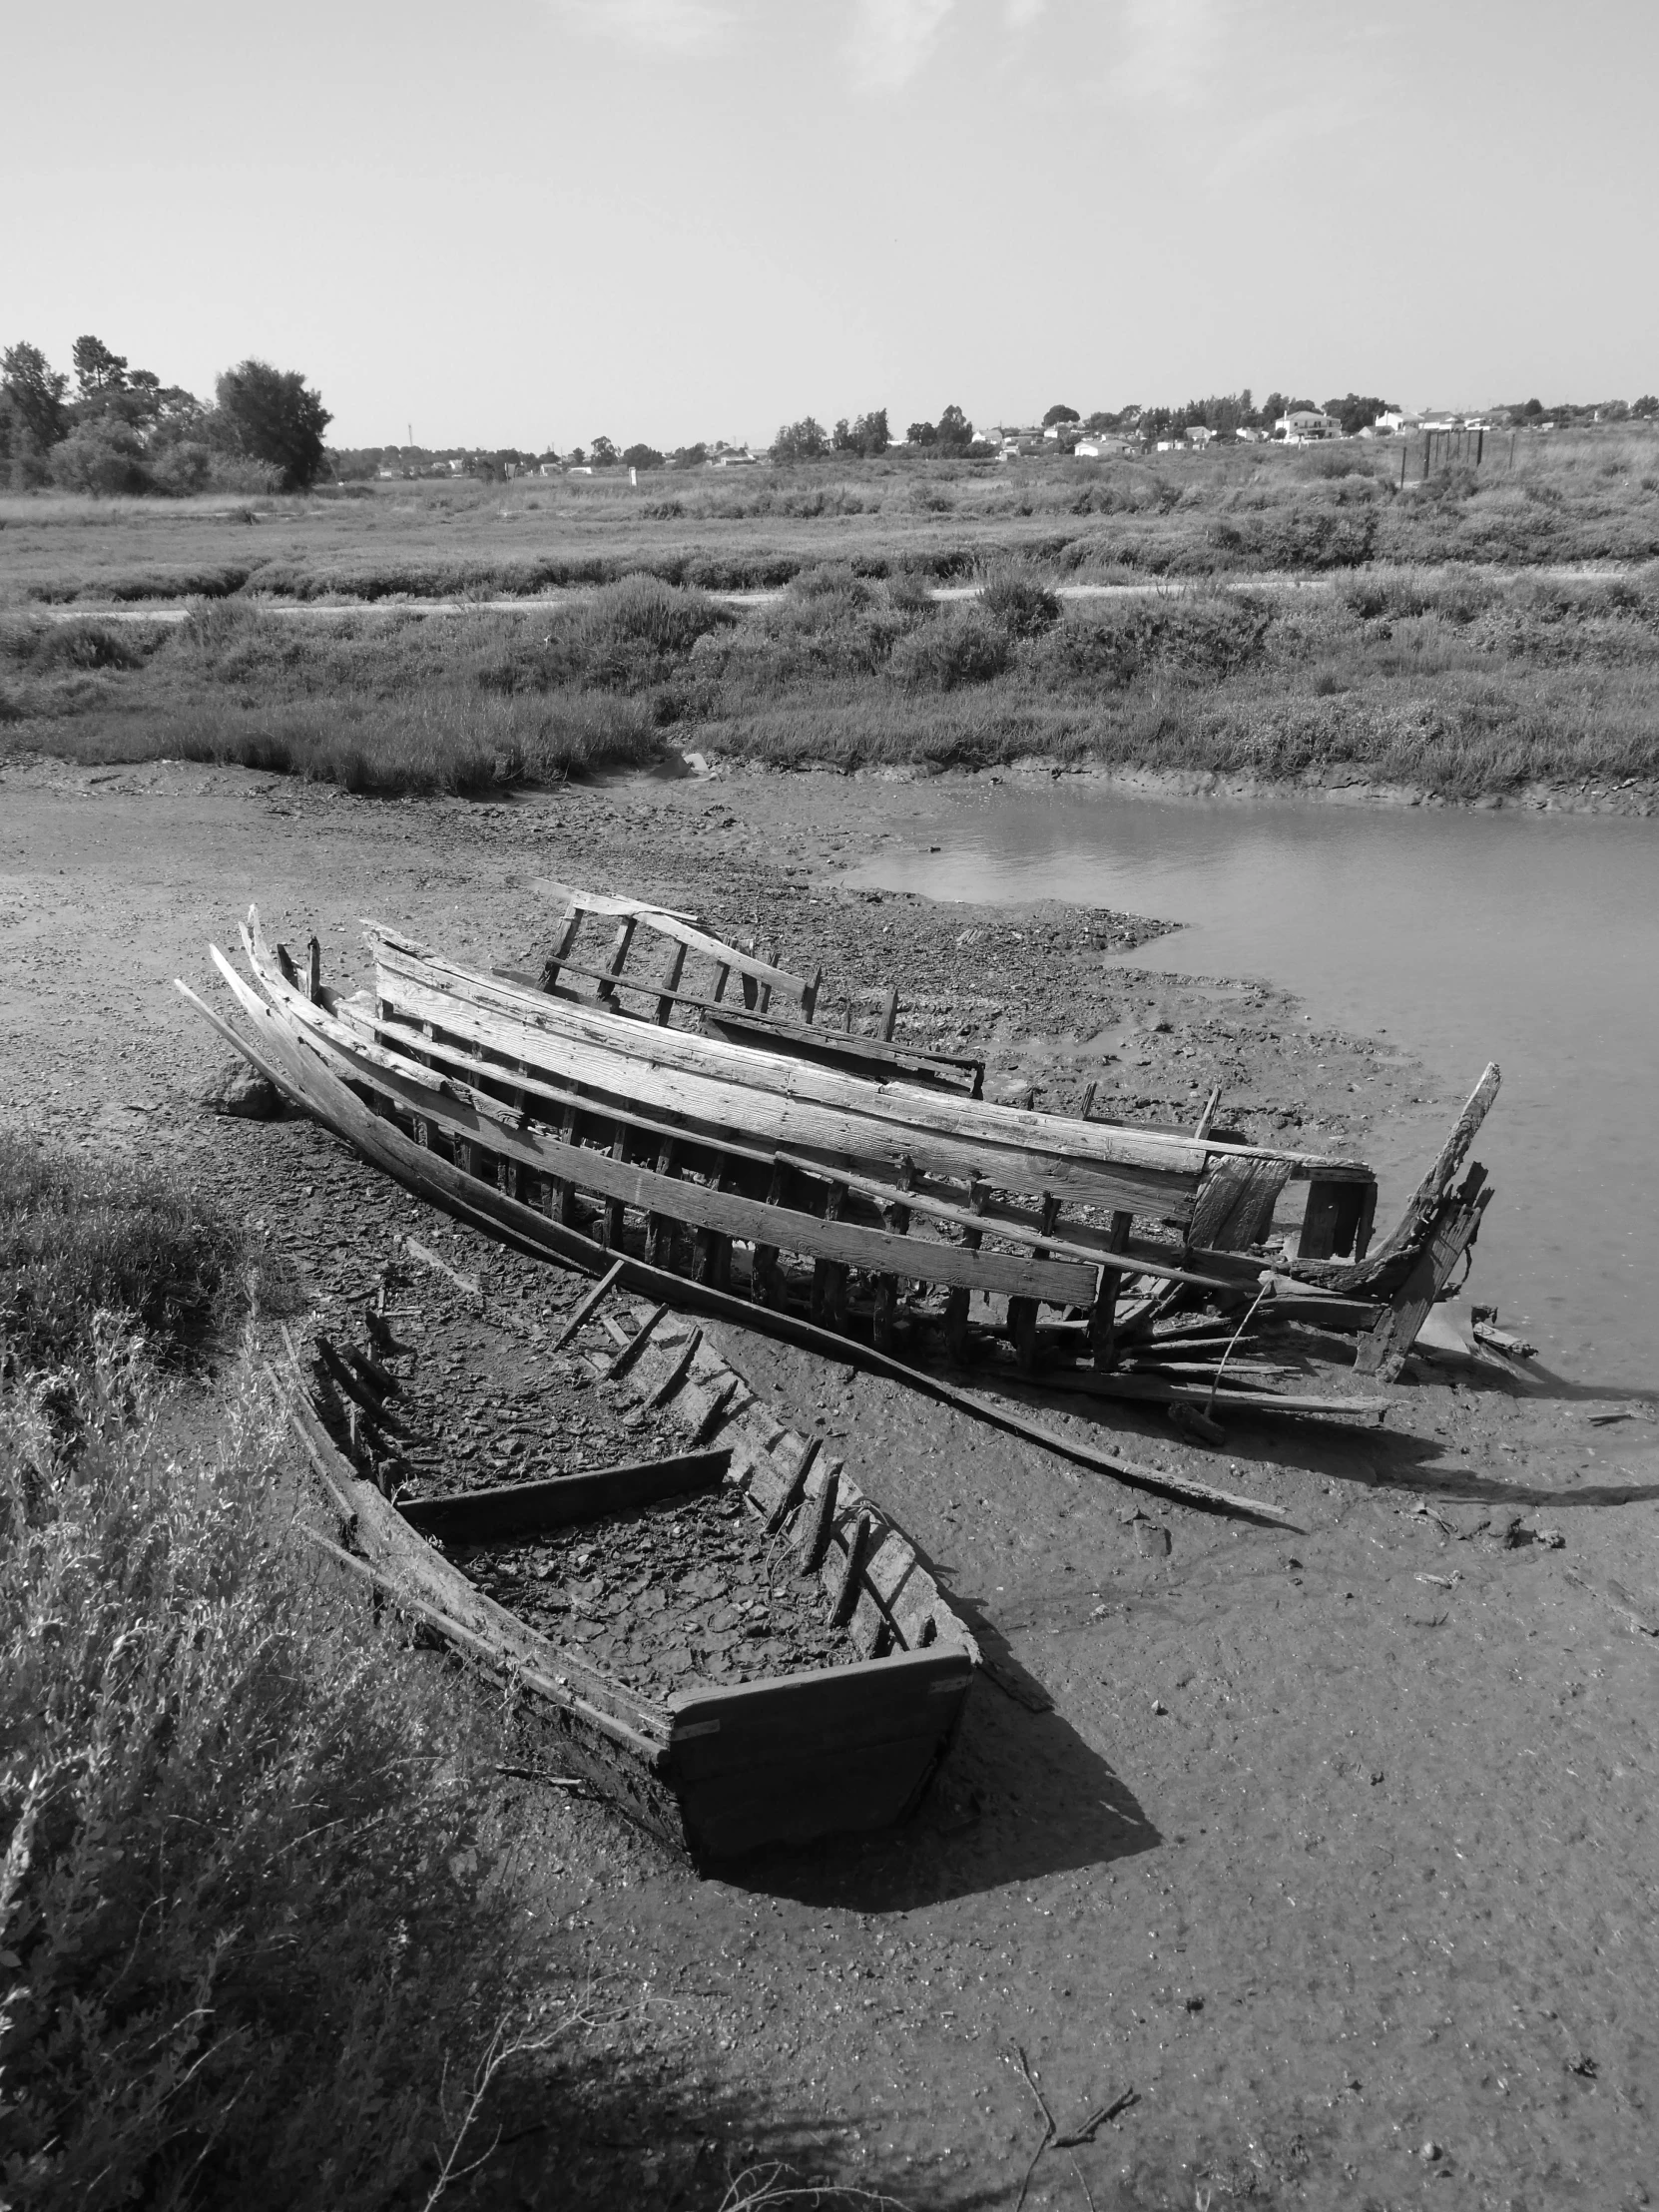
xmin=831 ymin=408 xmax=888 ymax=457
xmin=622 ymin=442 xmax=664 ymax=469
xmin=72 ymin=335 xmax=129 ymax=396
xmin=772 ymin=416 xmax=828 ymax=461
xmin=1633 ymin=395 xmax=1659 ymax=419
xmin=50 ymin=417 xmax=152 ymax=495
xmin=214 ymin=359 xmax=331 ymax=489
xmin=1042 ymin=403 xmax=1080 ymax=428
xmin=590 ymin=435 xmax=619 ymax=466
xmin=671 ymin=442 xmax=708 ymax=467
xmin=2 ymin=341 xmax=69 ymax=453
xmin=1323 ymin=392 xmax=1392 ymax=435
xmin=935 ymin=402 xmax=973 ymax=452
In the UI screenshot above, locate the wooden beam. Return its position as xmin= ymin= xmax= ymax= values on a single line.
xmin=399 ymin=1449 xmax=731 ymax=1540
xmin=549 ymin=1258 xmax=626 ymax=1351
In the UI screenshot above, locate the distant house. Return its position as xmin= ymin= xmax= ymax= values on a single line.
xmin=539 ymin=461 xmax=561 ymax=476
xmin=707 ymin=444 xmax=760 ymax=466
xmin=1274 ymin=409 xmax=1338 ymax=443
xmin=1073 ymin=437 xmax=1127 ymax=459
xmin=1187 ymin=424 xmax=1216 ymax=447
xmin=1375 ymin=409 xmax=1421 ymax=437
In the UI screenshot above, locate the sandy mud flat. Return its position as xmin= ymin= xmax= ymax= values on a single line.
xmin=2 ymin=751 xmax=1655 ymax=2210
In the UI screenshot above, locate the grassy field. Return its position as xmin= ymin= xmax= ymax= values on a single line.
xmin=3 ymin=429 xmax=1658 ymax=799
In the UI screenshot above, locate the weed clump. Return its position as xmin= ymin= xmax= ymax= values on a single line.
xmin=0 ymin=1133 xmax=288 ymax=1376
xmin=978 ymin=565 xmax=1060 ymax=637
xmin=0 ymin=1333 xmax=515 ymax=2212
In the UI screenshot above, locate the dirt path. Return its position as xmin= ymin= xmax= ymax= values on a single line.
xmin=3 ymin=755 xmax=1655 ymax=2210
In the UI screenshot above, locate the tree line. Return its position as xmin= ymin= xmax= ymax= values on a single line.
xmin=0 ymin=334 xmax=331 ymax=494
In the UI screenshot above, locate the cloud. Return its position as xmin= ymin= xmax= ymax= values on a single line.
xmin=1111 ymin=0 xmax=1215 ymax=105
xmin=554 ymin=0 xmax=736 ymax=56
xmin=848 ymin=0 xmax=957 ymax=90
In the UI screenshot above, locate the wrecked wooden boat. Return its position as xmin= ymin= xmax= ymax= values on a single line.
xmin=290 ymin=1296 xmax=978 ymax=1861
xmin=183 ymin=895 xmax=1498 ymax=1404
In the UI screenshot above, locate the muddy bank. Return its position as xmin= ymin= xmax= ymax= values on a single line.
xmin=705 ymin=753 xmax=1659 ymax=820
xmin=2 ymin=754 xmax=1656 ymax=2210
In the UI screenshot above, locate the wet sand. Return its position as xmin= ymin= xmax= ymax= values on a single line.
xmin=2 ymin=753 xmax=1655 ymax=2210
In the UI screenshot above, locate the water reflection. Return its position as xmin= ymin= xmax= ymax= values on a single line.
xmin=848 ymin=794 xmax=1658 ymax=1391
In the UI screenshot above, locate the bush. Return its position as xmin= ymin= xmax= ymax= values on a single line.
xmin=0 ymin=1332 xmax=516 ymax=2212
xmin=0 ymin=1132 xmax=277 ymax=1375
xmin=148 ymin=440 xmax=212 ymax=496
xmin=889 ymin=604 xmax=1012 ymax=689
xmin=47 ymin=422 xmax=152 ymax=498
xmin=979 ymin=565 xmax=1061 ymax=637
xmin=1035 ymin=595 xmax=1273 ymax=686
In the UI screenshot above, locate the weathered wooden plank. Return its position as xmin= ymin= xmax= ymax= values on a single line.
xmin=372 ymin=956 xmax=1206 ymax=1217
xmin=185 ymin=963 xmax=1296 ymax=1519
xmin=1187 ymin=1156 xmax=1295 ymax=1254
xmin=399 ymin=1449 xmax=731 ymax=1540
xmin=367 ymin=924 xmax=1373 ymax=1183
xmin=550 ymin=1258 xmax=626 ymax=1351
xmin=1353 ymin=1166 xmax=1494 ymax=1381
xmin=255 ymin=979 xmax=1103 ymax=1304
xmin=509 ymin=899 xmax=814 ymax=1007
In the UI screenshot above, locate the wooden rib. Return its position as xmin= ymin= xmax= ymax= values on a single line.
xmin=331 ymin=945 xmax=1194 ymax=1219
xmin=498 ymin=899 xmax=812 ymax=1007
xmin=764 ymin=1435 xmax=820 ymax=1534
xmin=654 ymin=941 xmax=687 ymax=1025
xmin=537 ymin=902 xmax=586 ymax=993
xmin=550 ymin=1258 xmax=626 ymax=1350
xmin=365 ymin=924 xmax=1373 ymax=1183
xmin=770 ymin=1150 xmax=1230 ymax=1292
xmin=181 ymin=966 xmax=1295 ymax=1520
xmin=603 ymin=1303 xmax=667 ymax=1380
xmin=371 ymin=954 xmax=1200 ymax=1216
xmin=232 ymin=958 xmax=1100 ymax=1304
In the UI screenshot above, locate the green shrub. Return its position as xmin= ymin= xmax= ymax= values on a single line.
xmin=46 ymin=423 xmax=153 ymax=499
xmin=0 ymin=1132 xmax=279 ymax=1375
xmin=978 ymin=565 xmax=1060 ymax=637
xmin=889 ymin=604 xmax=1011 ymax=688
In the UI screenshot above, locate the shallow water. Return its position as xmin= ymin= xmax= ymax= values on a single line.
xmin=847 ymin=793 xmax=1658 ymax=1392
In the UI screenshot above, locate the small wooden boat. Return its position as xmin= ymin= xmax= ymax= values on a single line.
xmin=183 ymin=895 xmax=1498 ymax=1408
xmin=289 ymin=1296 xmax=978 ymax=1862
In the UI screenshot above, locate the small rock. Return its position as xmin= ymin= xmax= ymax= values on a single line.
xmin=1151 ymin=1697 xmax=1169 ymax=1716
xmin=1419 ymin=2140 xmax=1442 ymax=2161
xmin=202 ymin=1059 xmax=281 ymax=1119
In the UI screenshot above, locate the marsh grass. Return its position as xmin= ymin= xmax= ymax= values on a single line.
xmin=0 ymin=1140 xmax=530 ymax=2209
xmin=0 ymin=1332 xmax=518 ymax=2212
xmin=4 ymin=428 xmax=1656 ymax=611
xmin=6 ymin=560 xmax=1659 ymax=797
xmin=0 ymin=1132 xmax=296 ymax=1375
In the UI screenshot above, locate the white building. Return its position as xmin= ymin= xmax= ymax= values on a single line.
xmin=1274 ymin=409 xmax=1338 ymax=442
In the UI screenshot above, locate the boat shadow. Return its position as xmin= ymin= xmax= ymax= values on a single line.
xmin=720 ymin=1673 xmax=1159 ymax=1911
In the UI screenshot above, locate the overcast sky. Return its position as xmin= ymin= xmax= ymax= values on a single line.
xmin=5 ymin=0 xmax=1656 ymax=449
